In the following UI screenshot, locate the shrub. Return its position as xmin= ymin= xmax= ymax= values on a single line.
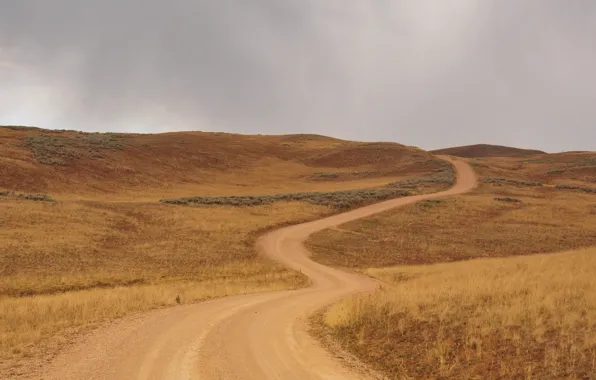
xmin=310 ymin=171 xmax=379 ymax=180
xmin=161 ymin=188 xmax=410 ymax=210
xmin=18 ymin=193 xmax=55 ymax=202
xmin=23 ymin=133 xmax=124 ymax=165
xmin=494 ymin=197 xmax=522 ymax=203
xmin=555 ymin=184 xmax=596 ymax=194
xmin=388 ymin=166 xmax=455 ymax=189
xmin=484 ymin=177 xmax=543 ymax=187
xmin=547 ymin=170 xmax=565 ymax=175
xmin=0 ymin=191 xmax=55 ymax=202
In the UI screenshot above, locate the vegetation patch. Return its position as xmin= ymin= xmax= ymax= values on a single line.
xmin=417 ymin=199 xmax=443 ymax=208
xmin=555 ymin=184 xmax=596 ymax=194
xmin=310 ymin=171 xmax=379 ymax=180
xmin=387 ymin=165 xmax=455 ymax=189
xmin=0 ymin=191 xmax=54 ymax=202
xmin=494 ymin=197 xmax=522 ymax=203
xmin=2 ymin=125 xmax=45 ymax=132
xmin=23 ymin=133 xmax=125 ymax=165
xmin=161 ymin=188 xmax=410 ymax=210
xmin=547 ymin=169 xmax=564 ymax=174
xmin=577 ymin=157 xmax=596 ymax=167
xmin=484 ymin=177 xmax=543 ymax=187
xmin=470 ymin=161 xmax=489 ymax=168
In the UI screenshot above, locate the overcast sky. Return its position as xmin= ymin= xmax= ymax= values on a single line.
xmin=0 ymin=1 xmax=595 ymax=152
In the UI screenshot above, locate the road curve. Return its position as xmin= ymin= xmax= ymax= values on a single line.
xmin=39 ymin=157 xmax=477 ymax=380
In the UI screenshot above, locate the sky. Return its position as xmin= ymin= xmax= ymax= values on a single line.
xmin=0 ymin=1 xmax=595 ymax=152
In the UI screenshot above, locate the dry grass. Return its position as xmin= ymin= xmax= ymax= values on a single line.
xmin=0 ymin=127 xmax=449 ymax=377
xmin=0 ymin=200 xmax=331 ymax=297
xmin=310 ymin=153 xmax=596 ymax=378
xmin=307 ymin=186 xmax=596 ymax=268
xmin=1 ymin=264 xmax=301 ymax=376
xmin=0 ymin=126 xmax=443 ymax=199
xmin=324 ymin=248 xmax=596 ymax=379
xmin=0 ymin=200 xmax=334 ymax=373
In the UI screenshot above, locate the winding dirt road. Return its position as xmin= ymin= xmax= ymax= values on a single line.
xmin=39 ymin=157 xmax=477 ymax=380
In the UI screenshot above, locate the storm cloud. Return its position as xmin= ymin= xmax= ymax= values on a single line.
xmin=1 ymin=1 xmax=595 ymax=151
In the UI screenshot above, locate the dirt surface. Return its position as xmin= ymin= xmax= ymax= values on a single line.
xmin=30 ymin=157 xmax=476 ymax=380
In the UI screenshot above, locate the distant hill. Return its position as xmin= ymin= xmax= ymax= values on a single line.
xmin=0 ymin=126 xmax=441 ymax=195
xmin=432 ymin=144 xmax=546 ymax=158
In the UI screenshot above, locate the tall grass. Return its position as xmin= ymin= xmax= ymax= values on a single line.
xmin=324 ymin=248 xmax=596 ymax=379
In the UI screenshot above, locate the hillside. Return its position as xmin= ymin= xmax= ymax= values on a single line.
xmin=308 ymin=152 xmax=596 ymax=379
xmin=0 ymin=125 xmax=453 ymax=377
xmin=432 ymin=143 xmax=545 ymax=158
xmin=0 ymin=126 xmax=441 ymax=198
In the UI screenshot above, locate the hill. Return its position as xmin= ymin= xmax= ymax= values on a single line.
xmin=308 ymin=152 xmax=596 ymax=379
xmin=432 ymin=143 xmax=545 ymax=158
xmin=0 ymin=126 xmax=442 ymax=199
xmin=0 ymin=125 xmax=453 ymax=376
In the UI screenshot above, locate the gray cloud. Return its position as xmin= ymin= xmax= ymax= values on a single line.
xmin=0 ymin=0 xmax=595 ymax=152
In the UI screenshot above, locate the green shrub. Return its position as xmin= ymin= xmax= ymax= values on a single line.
xmin=555 ymin=184 xmax=596 ymax=194
xmin=23 ymin=133 xmax=125 ymax=165
xmin=484 ymin=177 xmax=543 ymax=187
xmin=0 ymin=191 xmax=55 ymax=202
xmin=310 ymin=171 xmax=379 ymax=180
xmin=18 ymin=193 xmax=55 ymax=202
xmin=494 ymin=197 xmax=522 ymax=203
xmin=161 ymin=188 xmax=410 ymax=210
xmin=388 ymin=166 xmax=455 ymax=189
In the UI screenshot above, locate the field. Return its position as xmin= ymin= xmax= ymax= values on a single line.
xmin=0 ymin=126 xmax=450 ymax=377
xmin=309 ymin=151 xmax=596 ymax=379
xmin=324 ymin=247 xmax=596 ymax=379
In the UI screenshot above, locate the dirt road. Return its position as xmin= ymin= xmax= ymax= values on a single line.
xmin=39 ymin=157 xmax=477 ymax=380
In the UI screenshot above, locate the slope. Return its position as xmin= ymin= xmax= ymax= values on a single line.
xmin=432 ymin=143 xmax=545 ymax=158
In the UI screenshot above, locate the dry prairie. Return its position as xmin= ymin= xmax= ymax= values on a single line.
xmin=310 ymin=153 xmax=596 ymax=379
xmin=0 ymin=126 xmax=448 ymax=376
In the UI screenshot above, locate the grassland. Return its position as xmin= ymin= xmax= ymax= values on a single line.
xmin=323 ymin=248 xmax=596 ymax=379
xmin=307 ymin=185 xmax=596 ymax=268
xmin=309 ymin=152 xmax=596 ymax=379
xmin=0 ymin=126 xmax=450 ymax=377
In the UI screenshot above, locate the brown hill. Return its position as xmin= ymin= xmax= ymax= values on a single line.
xmin=432 ymin=144 xmax=545 ymax=158
xmin=0 ymin=126 xmax=441 ymax=198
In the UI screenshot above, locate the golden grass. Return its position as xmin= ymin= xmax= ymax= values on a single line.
xmin=0 ymin=199 xmax=330 ymax=297
xmin=1 ymin=262 xmax=301 ymax=376
xmin=307 ymin=186 xmax=596 ymax=268
xmin=0 ymin=200 xmax=331 ymax=373
xmin=0 ymin=128 xmax=451 ymax=377
xmin=324 ymin=248 xmax=596 ymax=379
xmin=311 ymin=154 xmax=596 ymax=379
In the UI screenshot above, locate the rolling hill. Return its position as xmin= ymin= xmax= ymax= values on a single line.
xmin=432 ymin=143 xmax=546 ymax=158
